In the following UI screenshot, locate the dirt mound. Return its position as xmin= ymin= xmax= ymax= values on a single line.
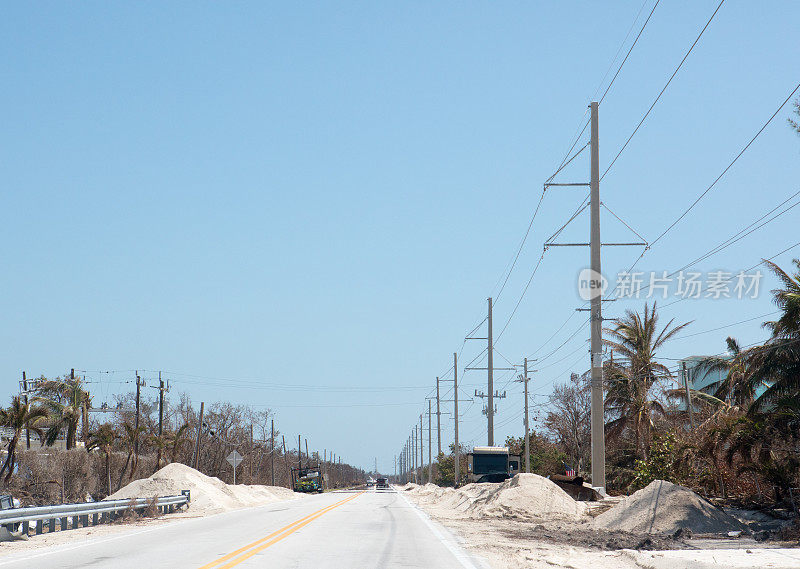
xmin=108 ymin=462 xmax=297 ymax=515
xmin=595 ymin=480 xmax=747 ymax=535
xmin=469 ymin=474 xmax=586 ymax=521
xmin=405 ymin=474 xmax=586 ymax=521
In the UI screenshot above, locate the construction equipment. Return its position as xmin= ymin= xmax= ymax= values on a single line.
xmin=291 ymin=465 xmax=325 ymax=493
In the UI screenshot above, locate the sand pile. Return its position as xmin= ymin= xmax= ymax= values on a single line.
xmin=406 ymin=475 xmax=586 ymax=521
xmin=595 ymin=480 xmax=747 ymax=535
xmin=108 ymin=462 xmax=297 ymax=515
xmin=468 ymin=474 xmax=586 ymax=521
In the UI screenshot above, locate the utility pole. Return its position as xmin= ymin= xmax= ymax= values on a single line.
xmin=419 ymin=414 xmax=423 ymax=481
xmin=411 ymin=429 xmax=416 ymax=483
xmin=135 ymin=371 xmax=143 ymax=464
xmin=589 ymin=100 xmax=606 ymax=493
xmin=428 ymin=399 xmax=432 ymax=484
xmin=22 ymin=372 xmax=30 ymax=450
xmin=192 ymin=402 xmax=204 ymax=470
xmin=157 ymin=372 xmax=165 ymax=440
xmin=435 ymin=376 xmax=442 ymax=457
xmin=454 ymin=352 xmax=460 ymax=487
xmin=523 ymin=359 xmax=530 ymax=473
xmin=271 ymin=419 xmax=275 ymax=486
xmin=305 ymin=438 xmax=310 ymax=465
xmin=282 ymin=436 xmax=290 ymax=488
xmin=298 ymin=435 xmax=302 ymax=471
xmin=682 ymin=361 xmax=695 ymax=429
xmin=487 ymin=297 xmax=494 ymax=446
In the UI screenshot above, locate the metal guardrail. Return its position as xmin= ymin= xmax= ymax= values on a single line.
xmin=0 ymin=490 xmax=191 ymax=537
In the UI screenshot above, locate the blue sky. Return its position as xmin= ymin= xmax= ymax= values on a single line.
xmin=2 ymin=2 xmax=799 ymax=474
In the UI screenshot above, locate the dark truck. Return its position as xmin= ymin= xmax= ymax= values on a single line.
xmin=376 ymin=477 xmax=389 ymax=489
xmin=291 ymin=466 xmax=325 ymax=493
xmin=466 ymin=446 xmax=521 ymax=483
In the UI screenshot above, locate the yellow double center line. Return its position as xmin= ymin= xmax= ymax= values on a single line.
xmin=199 ymin=492 xmax=364 ymax=569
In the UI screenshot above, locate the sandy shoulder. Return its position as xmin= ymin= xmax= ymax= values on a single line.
xmin=0 ymin=510 xmax=200 ymax=556
xmin=401 ymin=486 xmax=800 ymax=569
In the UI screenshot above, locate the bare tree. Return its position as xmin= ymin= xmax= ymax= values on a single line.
xmin=544 ymin=371 xmax=591 ymax=474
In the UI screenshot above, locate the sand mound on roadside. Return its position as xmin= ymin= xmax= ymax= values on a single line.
xmin=108 ymin=462 xmax=298 ymax=515
xmin=406 ymin=474 xmax=586 ymax=521
xmin=469 ymin=474 xmax=586 ymax=520
xmin=595 ymin=480 xmax=746 ymax=535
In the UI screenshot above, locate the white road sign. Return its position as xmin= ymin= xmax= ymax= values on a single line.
xmin=226 ymin=450 xmax=243 ymax=468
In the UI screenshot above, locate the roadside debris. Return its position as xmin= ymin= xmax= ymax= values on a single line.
xmin=594 ymin=480 xmax=747 ymax=535
xmin=109 ymin=463 xmax=297 ymax=515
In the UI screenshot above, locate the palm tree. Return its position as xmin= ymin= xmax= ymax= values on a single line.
xmin=691 ymin=337 xmax=764 ymax=408
xmin=34 ymin=375 xmax=91 ymax=449
xmin=169 ymin=424 xmax=189 ymax=462
xmin=117 ymin=421 xmax=145 ymax=490
xmin=603 ymin=302 xmax=691 ymax=460
xmin=744 ymin=259 xmax=800 ymax=411
xmin=0 ymin=396 xmax=49 ymax=483
xmin=86 ymin=423 xmax=117 ymax=496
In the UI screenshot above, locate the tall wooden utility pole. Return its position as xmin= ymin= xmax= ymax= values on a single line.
xmin=282 ymin=436 xmax=290 ymax=487
xmin=435 ymin=376 xmax=442 ymax=457
xmin=271 ymin=419 xmax=275 ymax=486
xmin=427 ymin=400 xmax=432 ymax=483
xmin=487 ymin=298 xmax=494 ymax=445
xmin=22 ymin=372 xmax=30 ymax=449
xmin=135 ymin=371 xmax=143 ymax=463
xmin=419 ymin=415 xmax=423 ymax=480
xmin=453 ymin=352 xmax=460 ymax=487
xmin=192 ymin=402 xmax=204 ymax=470
xmin=157 ymin=372 xmax=165 ymax=440
xmin=589 ymin=101 xmax=606 ymax=493
xmin=523 ymin=358 xmax=530 ymax=473
xmin=298 ymin=435 xmax=302 ymax=471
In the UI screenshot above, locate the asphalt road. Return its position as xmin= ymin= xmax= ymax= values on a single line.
xmin=0 ymin=487 xmax=489 ymax=569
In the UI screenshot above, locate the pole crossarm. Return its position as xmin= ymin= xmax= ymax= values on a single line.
xmin=545 ymin=242 xmax=647 ymax=248
xmin=544 ymin=182 xmax=590 ymax=187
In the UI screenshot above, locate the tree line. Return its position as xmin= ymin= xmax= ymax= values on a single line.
xmin=1 ymin=380 xmax=364 ymax=503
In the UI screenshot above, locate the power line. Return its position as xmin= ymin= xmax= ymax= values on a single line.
xmin=601 ymin=0 xmax=726 ymax=181
xmin=602 ymin=81 xmax=800 ymax=303
xmin=494 ymin=190 xmax=547 ymax=304
xmin=599 ymin=0 xmax=661 ymax=104
xmin=495 ymin=250 xmax=548 ymax=343
xmin=649 ymin=81 xmax=800 ymax=247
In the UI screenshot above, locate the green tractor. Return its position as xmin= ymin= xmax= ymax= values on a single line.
xmin=291 ymin=466 xmax=325 ymax=493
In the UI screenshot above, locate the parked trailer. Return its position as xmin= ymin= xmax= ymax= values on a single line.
xmin=466 ymin=446 xmax=521 ymax=483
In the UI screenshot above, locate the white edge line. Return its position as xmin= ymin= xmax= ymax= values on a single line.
xmin=0 ymin=494 xmax=319 ymax=567
xmin=395 ymin=487 xmax=491 ymax=569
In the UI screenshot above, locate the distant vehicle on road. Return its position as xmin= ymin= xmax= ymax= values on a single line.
xmin=467 ymin=446 xmax=521 ymax=483
xmin=291 ymin=466 xmax=325 ymax=493
xmin=376 ymin=477 xmax=389 ymax=489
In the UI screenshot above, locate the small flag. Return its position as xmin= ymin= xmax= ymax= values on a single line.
xmin=564 ymin=463 xmax=576 ymax=477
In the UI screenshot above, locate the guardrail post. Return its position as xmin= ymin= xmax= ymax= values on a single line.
xmin=35 ymin=520 xmax=43 ymax=535
xmin=72 ymin=515 xmax=79 ymax=528
xmin=22 ymin=521 xmax=29 ymax=536
xmin=49 ymin=518 xmax=56 ymax=533
xmin=61 ymin=517 xmax=68 ymax=530
xmin=92 ymin=513 xmax=98 ymax=525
